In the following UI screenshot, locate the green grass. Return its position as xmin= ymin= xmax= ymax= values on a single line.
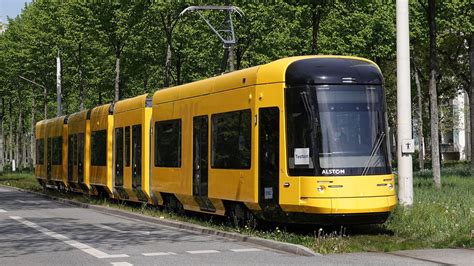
xmin=0 ymin=172 xmax=44 ymax=192
xmin=0 ymin=168 xmax=472 ymax=254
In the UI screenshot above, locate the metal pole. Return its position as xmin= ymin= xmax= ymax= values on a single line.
xmin=396 ymin=0 xmax=413 ymax=206
xmin=18 ymin=76 xmax=47 ymax=119
xmin=19 ymin=76 xmax=46 ymax=90
xmin=56 ymin=51 xmax=62 ymax=116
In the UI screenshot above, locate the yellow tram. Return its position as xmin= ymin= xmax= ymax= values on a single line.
xmin=35 ymin=56 xmax=397 ymax=225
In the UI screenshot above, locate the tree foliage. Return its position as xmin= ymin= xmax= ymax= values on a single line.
xmin=0 ymin=1 xmax=471 ymax=171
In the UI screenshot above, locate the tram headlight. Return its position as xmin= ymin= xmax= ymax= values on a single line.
xmin=317 ymin=185 xmax=325 ymax=192
xmin=388 ymin=183 xmax=394 ymax=190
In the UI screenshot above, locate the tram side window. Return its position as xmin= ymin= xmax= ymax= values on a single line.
xmin=91 ymin=130 xmax=107 ymax=166
xmin=36 ymin=139 xmax=44 ymax=165
xmin=52 ymin=136 xmax=63 ymax=165
xmin=211 ymin=109 xmax=251 ymax=169
xmin=155 ymin=119 xmax=181 ymax=167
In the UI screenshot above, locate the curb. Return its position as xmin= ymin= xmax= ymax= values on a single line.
xmin=1 ymin=184 xmax=320 ymax=257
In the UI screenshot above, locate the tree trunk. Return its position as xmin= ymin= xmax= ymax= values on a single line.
xmin=0 ymin=97 xmax=4 ymax=174
xmin=469 ymin=34 xmax=474 ymax=168
xmin=114 ymin=54 xmax=121 ymax=102
xmin=176 ymin=50 xmax=182 ymax=85
xmin=235 ymin=45 xmax=242 ymax=71
xmin=78 ymin=43 xmax=85 ymax=111
xmin=1 ymin=98 xmax=4 ymax=164
xmin=428 ymin=0 xmax=441 ymax=188
xmin=15 ymin=111 xmax=21 ymax=171
xmin=143 ymin=76 xmax=148 ymax=92
xmin=413 ymin=59 xmax=425 ymax=170
xmin=164 ymin=42 xmax=172 ymax=88
xmin=228 ymin=46 xmax=235 ymax=72
xmin=30 ymin=95 xmax=36 ymax=169
xmin=311 ymin=5 xmax=321 ymax=54
xmin=8 ymin=100 xmax=13 ymax=165
xmin=223 ymin=0 xmax=235 ymax=71
xmin=22 ymin=132 xmax=27 ymax=169
xmin=43 ymin=83 xmax=47 ymax=120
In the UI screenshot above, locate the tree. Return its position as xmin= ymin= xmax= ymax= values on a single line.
xmin=427 ymin=0 xmax=441 ymax=188
xmin=89 ymin=2 xmax=149 ymax=102
xmin=0 ymin=1 xmax=471 ymax=179
xmin=412 ymin=56 xmax=425 ymax=170
xmin=149 ymin=2 xmax=188 ymax=87
xmin=470 ymin=34 xmax=474 ymax=167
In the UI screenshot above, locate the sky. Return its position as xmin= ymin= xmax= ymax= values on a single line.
xmin=0 ymin=0 xmax=31 ymax=23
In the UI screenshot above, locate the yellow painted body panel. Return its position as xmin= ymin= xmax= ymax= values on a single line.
xmin=286 ymin=195 xmax=397 ymax=214
xmin=153 ymin=67 xmax=259 ymax=105
xmin=85 ymin=119 xmax=91 ymax=189
xmin=299 ymin=175 xmax=395 ymax=198
xmin=67 ymin=110 xmax=91 ymax=191
xmin=89 ymin=103 xmax=113 ymax=195
xmin=152 ymin=83 xmax=256 ymax=211
xmin=113 ymin=94 xmax=153 ymax=203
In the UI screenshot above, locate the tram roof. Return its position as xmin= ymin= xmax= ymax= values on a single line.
xmin=68 ymin=109 xmax=89 ymax=123
xmin=90 ymin=103 xmax=113 ymax=119
xmin=152 ymin=55 xmax=379 ymax=105
xmin=114 ymin=94 xmax=151 ymax=114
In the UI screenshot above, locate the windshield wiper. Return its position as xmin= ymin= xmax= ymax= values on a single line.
xmin=361 ymin=132 xmax=386 ymax=176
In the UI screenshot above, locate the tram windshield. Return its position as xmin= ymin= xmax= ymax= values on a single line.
xmin=285 ymin=85 xmax=391 ymax=176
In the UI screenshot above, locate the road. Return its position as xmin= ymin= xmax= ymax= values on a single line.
xmin=0 ymin=186 xmax=472 ymax=265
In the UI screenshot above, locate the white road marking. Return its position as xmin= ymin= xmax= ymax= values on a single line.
xmin=0 ymin=209 xmax=7 ymax=213
xmin=142 ymin=252 xmax=177 ymax=256
xmin=230 ymin=248 xmax=262 ymax=252
xmin=10 ymin=216 xmax=129 ymax=259
xmin=110 ymin=262 xmax=133 ymax=266
xmin=15 ymin=200 xmax=39 ymax=204
xmin=186 ymin=250 xmax=220 ymax=254
xmin=95 ymin=224 xmax=153 ymax=236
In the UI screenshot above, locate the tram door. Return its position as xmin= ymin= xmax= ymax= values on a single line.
xmin=77 ymin=133 xmax=84 ymax=183
xmin=259 ymin=107 xmax=280 ymax=209
xmin=193 ymin=116 xmax=208 ymax=197
xmin=115 ymin=128 xmax=124 ymax=187
xmin=47 ymin=138 xmax=52 ymax=181
xmin=67 ymin=135 xmax=74 ymax=182
xmin=131 ymin=125 xmax=142 ymax=188
xmin=193 ymin=115 xmax=215 ymax=212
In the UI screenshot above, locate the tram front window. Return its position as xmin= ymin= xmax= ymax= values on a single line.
xmin=285 ymin=85 xmax=391 ymax=176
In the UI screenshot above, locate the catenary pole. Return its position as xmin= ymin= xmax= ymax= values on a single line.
xmin=396 ymin=0 xmax=413 ymax=206
xmin=56 ymin=50 xmax=62 ymax=117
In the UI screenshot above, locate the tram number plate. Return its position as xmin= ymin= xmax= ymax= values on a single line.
xmin=264 ymin=187 xmax=273 ymax=199
xmin=294 ymin=148 xmax=310 ymax=165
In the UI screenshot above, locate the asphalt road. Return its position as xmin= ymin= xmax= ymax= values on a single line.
xmin=0 ymin=186 xmax=472 ymax=265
